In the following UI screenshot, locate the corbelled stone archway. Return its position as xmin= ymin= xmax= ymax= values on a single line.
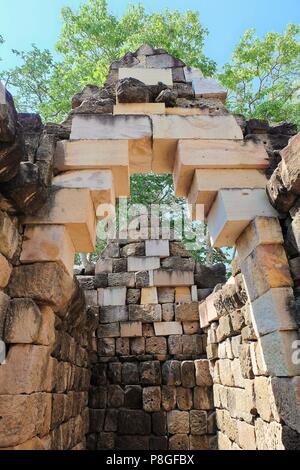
xmin=0 ymin=45 xmax=300 ymax=450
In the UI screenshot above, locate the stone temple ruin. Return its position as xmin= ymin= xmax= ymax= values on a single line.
xmin=0 ymin=44 xmax=300 ymax=450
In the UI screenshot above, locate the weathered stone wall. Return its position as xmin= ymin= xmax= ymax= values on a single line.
xmin=199 ymin=254 xmax=300 ymax=450
xmin=0 ymin=85 xmax=93 ymax=450
xmin=78 ymin=238 xmax=225 ymax=450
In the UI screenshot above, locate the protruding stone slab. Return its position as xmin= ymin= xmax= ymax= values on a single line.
xmin=54 ymin=140 xmax=130 ymax=195
xmin=192 ymin=78 xmax=227 ymax=102
xmin=250 ymin=288 xmax=297 ymax=337
xmin=207 ymin=189 xmax=278 ymax=247
xmin=53 ymin=170 xmax=115 ymax=209
xmin=114 ymin=103 xmax=165 ymax=115
xmin=20 ymin=225 xmax=75 ymax=276
xmin=70 ymin=114 xmax=152 ymax=140
xmin=174 ymin=140 xmax=269 ymax=196
xmin=188 ymin=169 xmax=267 ymax=217
xmin=118 ymin=67 xmax=173 ymax=86
xmin=24 ymin=188 xmax=96 ymax=252
xmin=8 ymin=262 xmax=75 ymax=313
xmin=152 ymin=116 xmax=244 ymax=173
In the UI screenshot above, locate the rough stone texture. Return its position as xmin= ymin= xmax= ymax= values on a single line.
xmin=8 ymin=263 xmax=75 ymax=313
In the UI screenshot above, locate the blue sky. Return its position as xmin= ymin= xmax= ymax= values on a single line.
xmin=0 ymin=0 xmax=299 ymax=70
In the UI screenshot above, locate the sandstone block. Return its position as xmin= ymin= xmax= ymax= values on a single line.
xmin=99 ymin=306 xmax=128 ymax=323
xmin=36 ymin=306 xmax=56 ymax=347
xmin=4 ymin=298 xmax=42 ymax=344
xmin=167 ymin=334 xmax=182 ymax=355
xmin=120 ymin=321 xmax=142 ymax=338
xmin=20 ymin=225 xmax=75 ymax=276
xmin=24 ymin=188 xmax=96 ymax=252
xmin=162 ymin=360 xmax=181 ymax=386
xmin=157 ymin=287 xmax=175 ymax=303
xmin=167 ymin=410 xmax=189 ymax=434
xmin=8 ymin=262 xmax=75 ymax=313
xmin=153 ymin=269 xmax=194 ymax=286
xmin=162 ymin=257 xmax=195 ymax=271
xmin=236 ymin=217 xmax=283 ymax=261
xmin=154 ymin=321 xmax=183 ymax=336
xmin=174 ymin=139 xmax=268 ymax=196
xmin=140 ymin=361 xmax=161 ymax=385
xmin=97 ymin=337 xmax=115 ymax=356
xmin=250 ymin=288 xmax=297 ymax=337
xmin=95 ymin=258 xmax=113 ymax=274
xmin=237 ymin=420 xmax=256 ymax=450
xmin=0 ymin=253 xmax=12 ymax=288
xmin=176 ymin=387 xmax=193 ymax=411
xmin=114 ymin=102 xmax=165 ymax=115
xmin=259 ymin=330 xmax=300 ymax=377
xmin=129 ymin=304 xmax=162 ymax=322
xmin=107 ymin=385 xmax=124 ymax=408
xmin=130 ymin=337 xmax=145 ymax=355
xmin=146 ymin=336 xmax=167 ymax=355
xmin=199 ymin=301 xmax=209 ymax=329
xmin=102 ymin=287 xmax=127 ymax=306
xmin=240 ymin=244 xmax=293 ymax=302
xmin=175 ymin=302 xmax=199 ymax=321
xmin=169 ymin=434 xmax=189 ymax=450
xmin=162 ymin=386 xmax=177 ymax=411
xmin=135 ymin=270 xmax=154 ymax=288
xmin=119 ymin=67 xmax=173 ymax=86
xmin=183 ymin=321 xmax=200 ymax=335
xmin=0 ymin=210 xmax=19 ymax=259
xmin=116 ymin=337 xmax=130 ymax=355
xmin=181 ymin=361 xmax=195 ymax=388
xmin=0 ymin=344 xmax=54 ymax=394
xmin=207 ymin=189 xmax=278 ymax=248
xmin=53 ymin=169 xmax=115 ymax=211
xmin=195 ymin=360 xmax=213 ymax=386
xmin=190 ymin=410 xmax=207 ymax=435
xmin=127 ymin=288 xmax=141 ymax=304
xmin=255 ymin=418 xmax=284 ymax=450
xmin=128 ymin=256 xmax=160 ymax=272
xmin=193 ymin=386 xmax=214 ymax=410
xmin=0 ymin=393 xmax=51 ymax=448
xmin=84 ymin=290 xmax=98 ymax=306
xmin=121 ymin=362 xmax=139 ymax=385
xmin=153 ymin=115 xmax=243 ymax=173
xmin=141 ymin=287 xmax=158 ymax=304
xmin=108 ymin=272 xmax=135 ymax=287
xmin=145 ymin=240 xmax=170 ymax=258
xmin=143 ymin=386 xmax=161 ymax=412
xmin=192 ymin=77 xmax=226 ymax=101
xmin=271 ymin=377 xmax=300 ymax=434
xmin=98 ymin=322 xmax=120 ymax=338
xmin=175 ymin=286 xmax=192 ymax=303
xmin=162 ymin=303 xmax=175 ymax=321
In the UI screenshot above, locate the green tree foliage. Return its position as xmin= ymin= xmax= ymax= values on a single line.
xmin=0 ymin=0 xmax=215 ymax=121
xmin=219 ymin=24 xmax=300 ymax=127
